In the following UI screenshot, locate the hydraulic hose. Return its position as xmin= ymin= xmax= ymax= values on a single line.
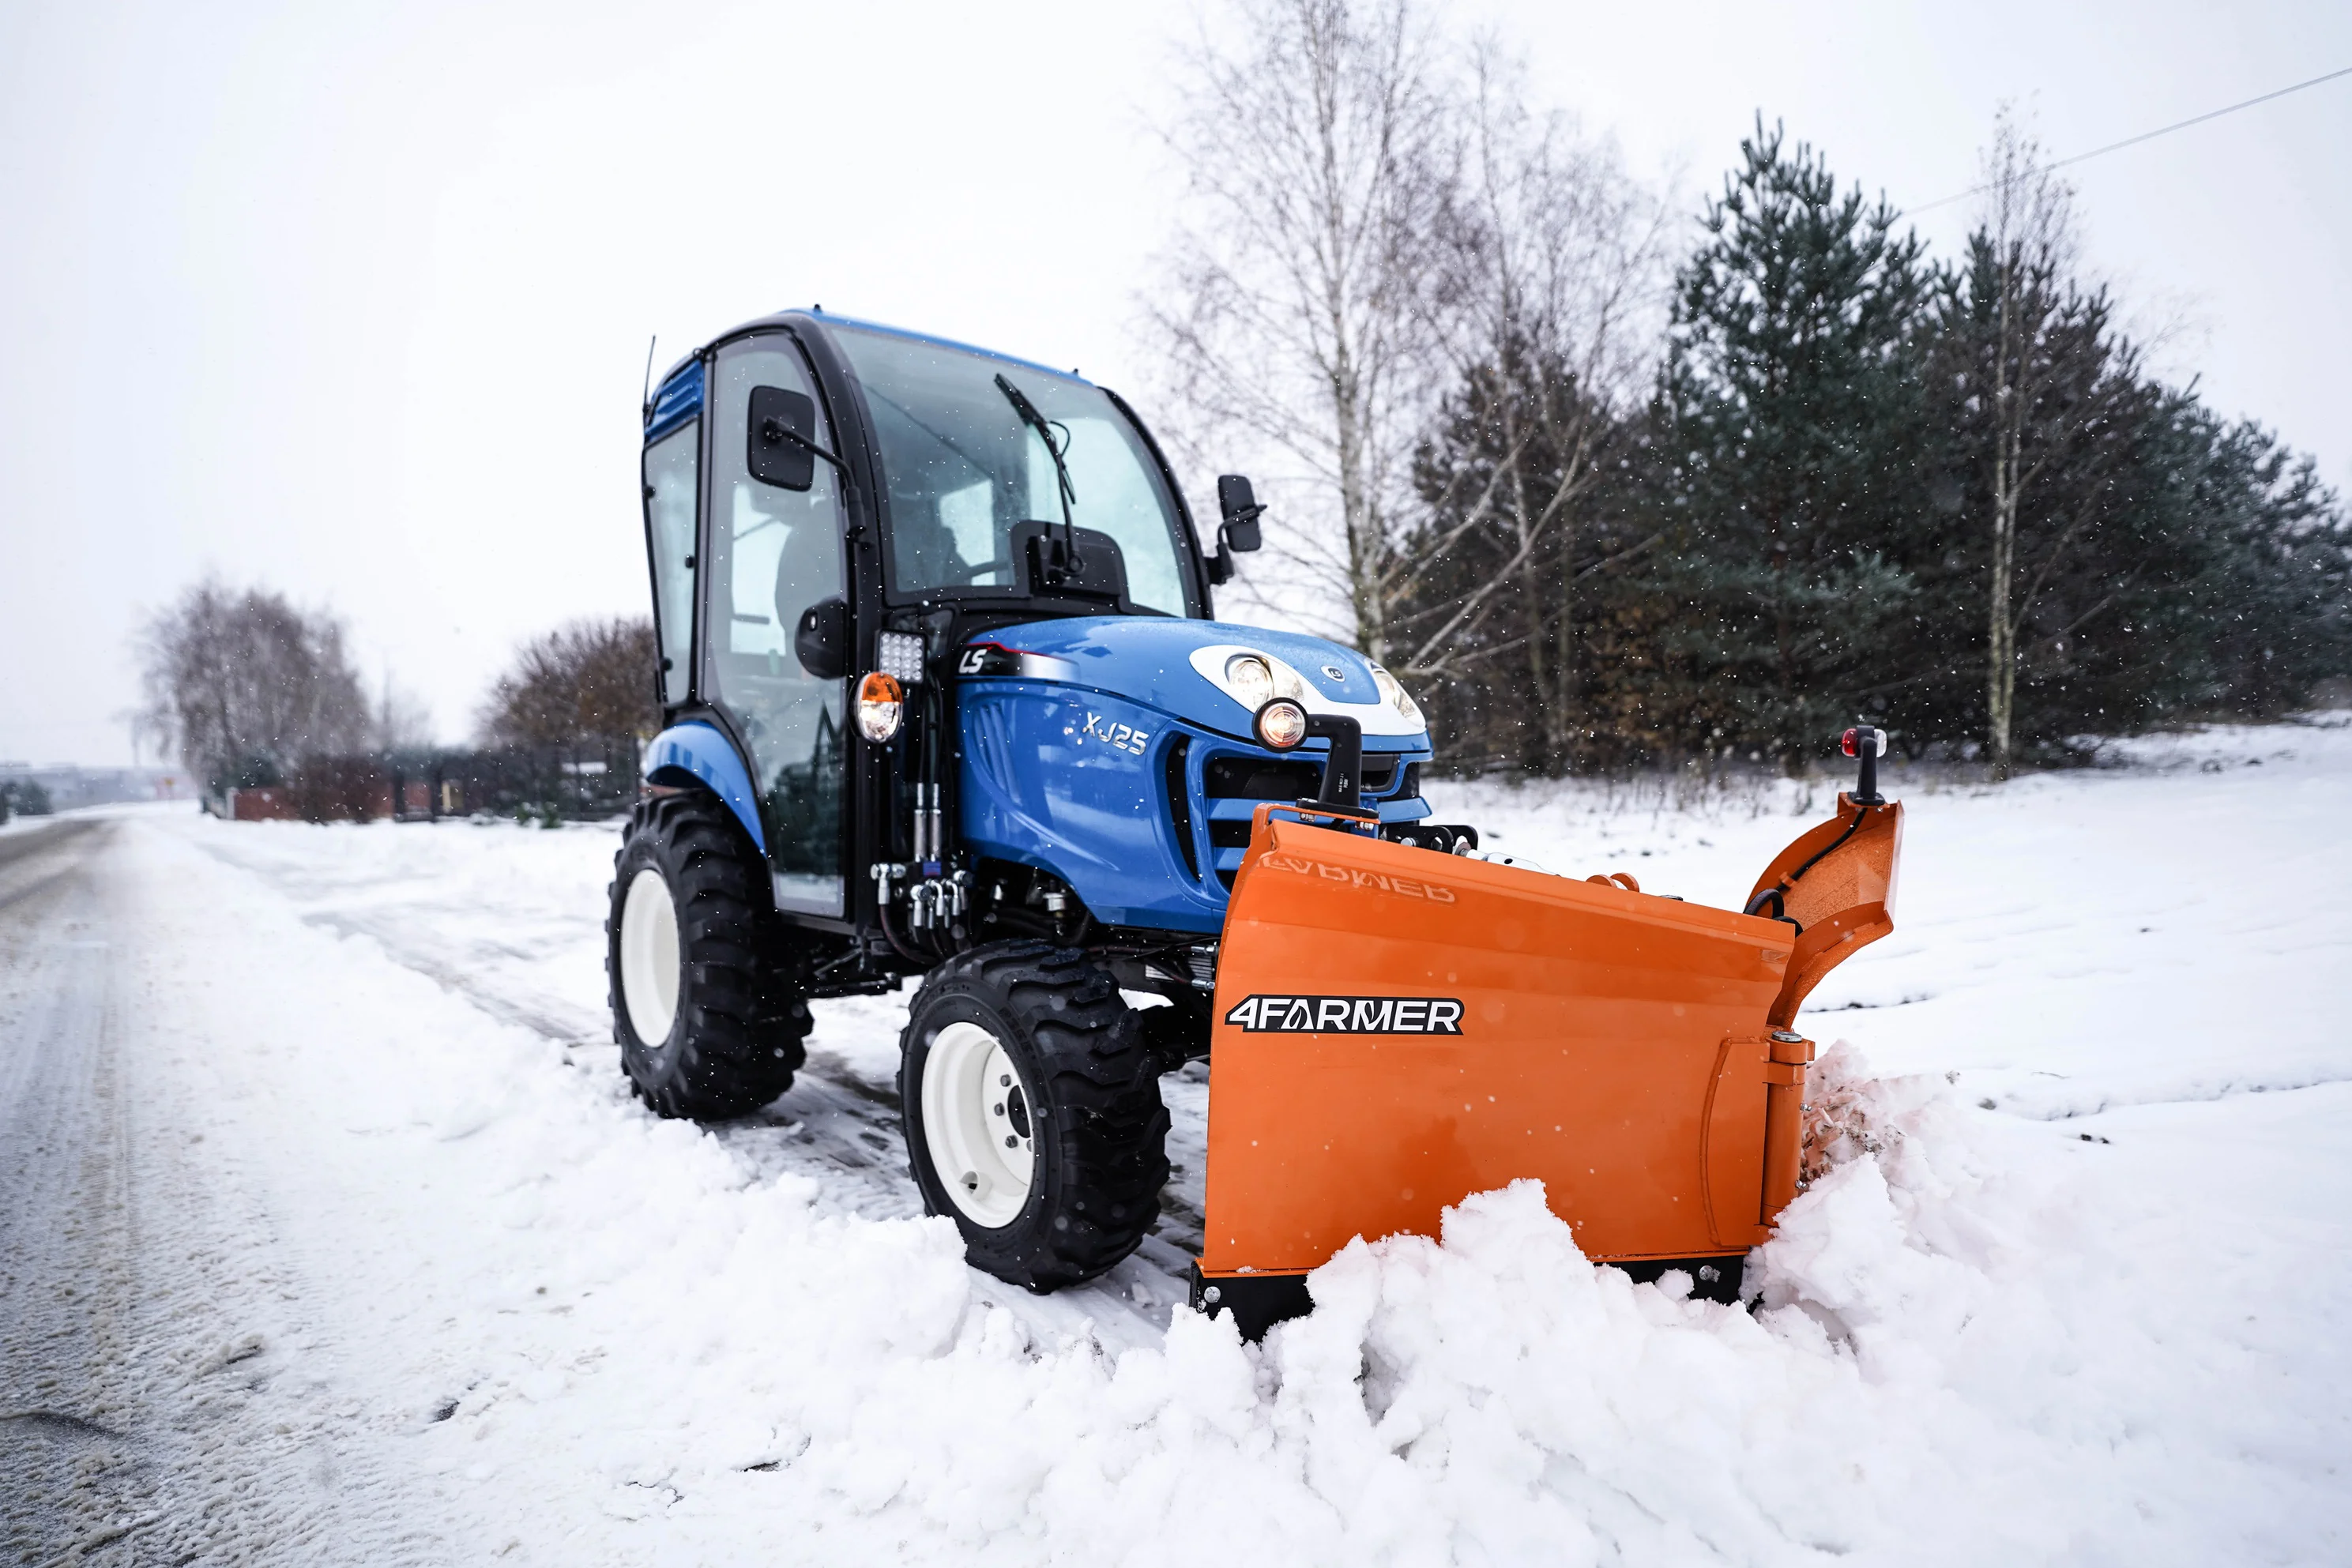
xmin=1743 ymin=802 xmax=1872 ymax=930
xmin=875 ymin=879 xmax=928 ymax=964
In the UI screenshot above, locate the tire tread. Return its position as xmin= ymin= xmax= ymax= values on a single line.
xmin=901 ymin=940 xmax=1168 ymax=1290
xmin=607 ymin=792 xmax=809 ymax=1119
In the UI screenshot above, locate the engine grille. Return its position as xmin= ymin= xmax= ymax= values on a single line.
xmin=1193 ymin=746 xmax=1425 ymax=889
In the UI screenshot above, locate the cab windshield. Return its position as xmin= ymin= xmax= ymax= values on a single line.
xmin=827 ymin=322 xmax=1195 ymax=616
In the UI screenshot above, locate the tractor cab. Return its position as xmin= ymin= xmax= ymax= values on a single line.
xmin=634 ymin=310 xmax=1430 ymax=995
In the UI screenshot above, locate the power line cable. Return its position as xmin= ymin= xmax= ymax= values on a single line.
xmin=1912 ymin=62 xmax=2352 ymax=213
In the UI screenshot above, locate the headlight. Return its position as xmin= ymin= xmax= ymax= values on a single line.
xmin=1225 ymin=654 xmax=1274 ymax=710
xmin=855 ymin=671 xmax=905 ymax=743
xmin=1371 ymin=665 xmax=1425 ymax=728
xmin=1223 ymin=651 xmax=1309 ymax=709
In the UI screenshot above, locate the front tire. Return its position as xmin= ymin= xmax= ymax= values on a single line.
xmin=607 ymin=792 xmax=809 ymax=1119
xmin=900 ymin=942 xmax=1169 ymax=1291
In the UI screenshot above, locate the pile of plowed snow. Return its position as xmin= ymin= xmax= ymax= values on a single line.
xmin=97 ymin=716 xmax=2352 ymax=1562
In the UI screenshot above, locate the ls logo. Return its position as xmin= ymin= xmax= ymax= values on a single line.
xmin=1082 ymin=713 xmax=1149 ymax=755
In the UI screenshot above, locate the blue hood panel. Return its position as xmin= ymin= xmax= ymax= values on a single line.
xmin=953 ymin=616 xmax=1432 ymax=934
xmin=977 ymin=615 xmax=1425 ymax=747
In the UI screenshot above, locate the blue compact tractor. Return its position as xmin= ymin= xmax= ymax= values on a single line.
xmin=613 ymin=310 xmax=1463 ymax=1292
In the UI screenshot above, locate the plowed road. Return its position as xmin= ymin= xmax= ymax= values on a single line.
xmin=0 ymin=819 xmax=433 ymax=1563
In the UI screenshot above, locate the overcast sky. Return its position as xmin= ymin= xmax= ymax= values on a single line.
xmin=4 ymin=0 xmax=2346 ymax=767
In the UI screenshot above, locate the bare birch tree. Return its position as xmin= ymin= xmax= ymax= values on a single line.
xmin=135 ymin=579 xmax=371 ymax=787
xmin=1393 ymin=41 xmax=1672 ymax=760
xmin=1976 ymin=107 xmax=2090 ymax=781
xmin=1148 ymin=0 xmax=1452 ymax=657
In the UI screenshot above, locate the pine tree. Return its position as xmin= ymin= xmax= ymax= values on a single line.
xmin=1908 ymin=232 xmax=2139 ymax=752
xmin=1387 ymin=113 xmax=2350 ymax=777
xmin=1926 ymin=250 xmax=2350 ymax=752
xmin=1652 ymin=120 xmax=1932 ymax=764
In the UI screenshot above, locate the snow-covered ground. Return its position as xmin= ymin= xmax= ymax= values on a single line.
xmin=4 ymin=718 xmax=2348 ymax=1562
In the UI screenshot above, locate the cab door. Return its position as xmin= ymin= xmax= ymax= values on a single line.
xmin=702 ymin=334 xmax=851 ymax=916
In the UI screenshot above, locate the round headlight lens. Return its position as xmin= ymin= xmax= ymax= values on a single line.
xmin=1225 ymin=654 xmax=1275 ymax=710
xmin=1254 ymin=698 xmax=1309 ymax=750
xmin=855 ymin=671 xmax=905 ymax=743
xmin=1372 ymin=665 xmax=1426 ymax=728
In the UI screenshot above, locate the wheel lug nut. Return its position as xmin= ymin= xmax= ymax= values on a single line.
xmin=1003 ymin=1134 xmax=1017 ymax=1148
xmin=993 ymin=1102 xmax=1004 ymax=1116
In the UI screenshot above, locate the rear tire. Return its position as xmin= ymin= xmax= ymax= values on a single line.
xmin=607 ymin=792 xmax=809 ymax=1119
xmin=900 ymin=942 xmax=1169 ymax=1291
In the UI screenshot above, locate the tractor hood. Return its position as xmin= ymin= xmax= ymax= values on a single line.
xmin=965 ymin=616 xmax=1428 ymax=744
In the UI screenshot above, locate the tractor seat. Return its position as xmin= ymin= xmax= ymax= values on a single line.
xmin=773 ymin=515 xmax=845 ymax=663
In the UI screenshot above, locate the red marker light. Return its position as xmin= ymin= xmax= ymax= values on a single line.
xmin=1840 ymin=728 xmax=1860 ymax=758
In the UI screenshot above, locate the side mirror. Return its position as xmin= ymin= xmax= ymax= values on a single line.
xmin=748 ymin=386 xmax=818 ymax=491
xmin=1217 ymin=474 xmax=1265 ymax=554
xmin=794 ymin=596 xmax=851 ymax=680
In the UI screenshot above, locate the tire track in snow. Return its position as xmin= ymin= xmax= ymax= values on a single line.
xmin=1 ymin=825 xmax=454 ymax=1563
xmin=185 ymin=836 xmax=1207 ymax=1348
xmin=1996 ymin=1069 xmax=2352 ymax=1121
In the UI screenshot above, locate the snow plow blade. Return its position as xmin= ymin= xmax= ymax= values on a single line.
xmin=1195 ymin=795 xmax=1902 ymax=1338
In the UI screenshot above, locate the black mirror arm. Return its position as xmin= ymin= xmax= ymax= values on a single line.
xmin=760 ymin=417 xmax=845 ymax=470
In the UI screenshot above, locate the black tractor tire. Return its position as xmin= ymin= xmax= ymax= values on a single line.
xmin=899 ymin=942 xmax=1170 ymax=1292
xmin=607 ymin=791 xmax=810 ymax=1119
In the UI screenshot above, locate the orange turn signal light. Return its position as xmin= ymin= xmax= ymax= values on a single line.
xmin=855 ymin=671 xmax=905 ymax=743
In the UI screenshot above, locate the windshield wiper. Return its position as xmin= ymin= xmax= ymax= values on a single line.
xmin=993 ymin=373 xmax=1083 ymax=579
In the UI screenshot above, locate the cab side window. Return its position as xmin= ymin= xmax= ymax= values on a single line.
xmin=642 ymin=423 xmax=699 ymax=709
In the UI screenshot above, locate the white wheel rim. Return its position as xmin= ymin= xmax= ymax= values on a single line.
xmin=920 ymin=1021 xmax=1037 ymax=1228
xmin=619 ymin=867 xmax=681 ymax=1047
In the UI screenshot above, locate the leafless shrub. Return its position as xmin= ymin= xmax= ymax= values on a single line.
xmin=478 ymin=617 xmax=657 ymax=750
xmin=1395 ymin=41 xmax=1673 ymax=704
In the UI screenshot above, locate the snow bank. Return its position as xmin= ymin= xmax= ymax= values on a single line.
xmin=495 ymin=1047 xmax=2309 ymax=1565
xmin=788 ymin=1049 xmax=2334 ymax=1564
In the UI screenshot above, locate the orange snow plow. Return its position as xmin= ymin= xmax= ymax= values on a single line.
xmin=1193 ymin=729 xmax=1902 ymax=1337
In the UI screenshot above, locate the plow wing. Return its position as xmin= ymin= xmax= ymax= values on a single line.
xmin=1197 ymin=795 xmax=1902 ymax=1334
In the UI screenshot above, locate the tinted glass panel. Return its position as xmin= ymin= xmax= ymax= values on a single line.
xmin=709 ymin=337 xmax=848 ymax=916
xmin=829 ymin=324 xmax=1191 ymax=615
xmin=642 ymin=423 xmax=698 ymax=708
